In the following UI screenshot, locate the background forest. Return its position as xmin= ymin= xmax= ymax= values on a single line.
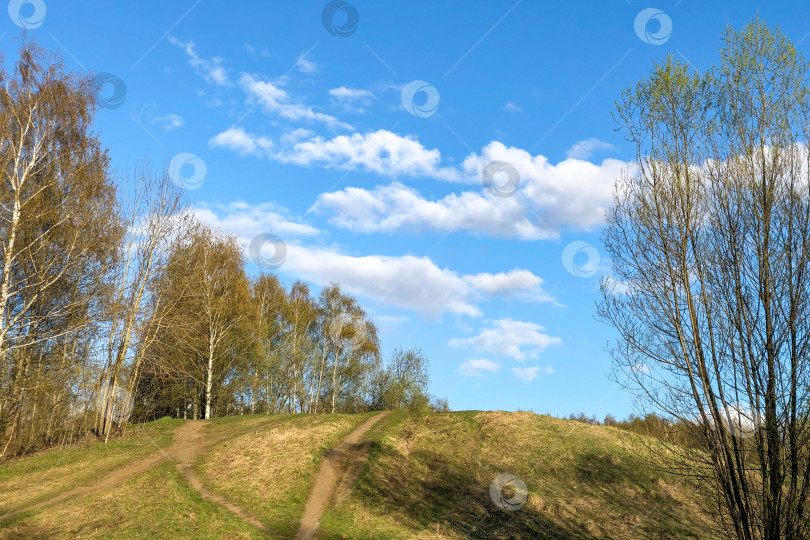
xmin=0 ymin=41 xmax=432 ymax=459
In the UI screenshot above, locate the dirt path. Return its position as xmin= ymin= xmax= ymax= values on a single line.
xmin=170 ymin=423 xmax=269 ymax=532
xmin=1 ymin=421 xmax=269 ymax=534
xmin=295 ymin=411 xmax=391 ymax=540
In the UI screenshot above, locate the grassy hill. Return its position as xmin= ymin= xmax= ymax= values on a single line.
xmin=0 ymin=411 xmax=720 ymax=539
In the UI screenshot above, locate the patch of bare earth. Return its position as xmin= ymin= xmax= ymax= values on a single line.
xmin=295 ymin=411 xmax=390 ymax=539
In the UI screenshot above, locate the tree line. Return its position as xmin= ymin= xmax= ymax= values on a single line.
xmin=0 ymin=41 xmax=431 ymax=459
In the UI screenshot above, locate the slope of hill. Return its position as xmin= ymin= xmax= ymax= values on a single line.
xmin=0 ymin=411 xmax=719 ymax=539
xmin=319 ymin=411 xmax=720 ymax=539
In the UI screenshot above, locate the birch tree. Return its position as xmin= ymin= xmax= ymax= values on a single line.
xmin=0 ymin=42 xmax=120 ymax=456
xmin=97 ymin=165 xmax=187 ymax=437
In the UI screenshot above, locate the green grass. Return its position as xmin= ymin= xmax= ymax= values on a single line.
xmin=1 ymin=462 xmax=263 ymax=539
xmin=318 ymin=411 xmax=721 ymax=539
xmin=0 ymin=417 xmax=182 ymax=514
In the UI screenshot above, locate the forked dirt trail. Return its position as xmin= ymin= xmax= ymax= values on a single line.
xmin=295 ymin=411 xmax=391 ymax=540
xmin=2 ymin=420 xmax=267 ymax=533
xmin=170 ymin=422 xmax=269 ymax=532
xmin=0 ymin=425 xmax=198 ymax=521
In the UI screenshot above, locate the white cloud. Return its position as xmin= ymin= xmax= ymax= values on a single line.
xmin=565 ymin=137 xmax=615 ymax=160
xmin=280 ymin=130 xmax=460 ymax=179
xmin=278 ymin=247 xmax=551 ymax=318
xmin=195 ymin=202 xmax=554 ymax=318
xmin=465 ymin=270 xmax=554 ymax=302
xmin=194 ymin=201 xmax=320 ymax=240
xmin=296 ymin=52 xmax=318 ymax=73
xmin=280 ymin=128 xmax=315 ymax=146
xmin=243 ymin=43 xmax=271 ymax=57
xmin=512 ymin=365 xmax=554 ymax=382
xmin=239 ymin=73 xmax=352 ymax=130
xmin=460 ymin=141 xmax=624 ymax=234
xmin=458 ymin=358 xmax=501 ymax=377
xmin=211 ymin=129 xmax=625 ymax=239
xmin=312 ymin=140 xmax=624 ymax=240
xmin=209 ymin=127 xmax=274 ymax=157
xmin=211 ymin=128 xmax=460 ymax=180
xmin=505 ymin=101 xmax=522 ymax=112
xmin=448 ymin=319 xmax=562 ymax=360
xmin=169 ymin=36 xmax=230 ymax=86
xmin=329 ymin=86 xmax=374 ymax=101
xmin=311 ymin=182 xmax=553 ymax=240
xmin=329 ymin=86 xmax=374 ymax=113
xmin=153 ymin=113 xmax=184 ymax=131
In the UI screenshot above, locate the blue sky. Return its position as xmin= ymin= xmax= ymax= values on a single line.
xmin=4 ymin=1 xmax=809 ymax=419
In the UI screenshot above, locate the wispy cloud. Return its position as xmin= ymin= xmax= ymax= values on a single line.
xmin=512 ymin=365 xmax=554 ymax=382
xmin=565 ymin=137 xmax=615 ymax=160
xmin=329 ymin=86 xmax=374 ymax=101
xmin=169 ymin=36 xmax=231 ymax=86
xmin=458 ymin=358 xmax=501 ymax=377
xmin=296 ymin=52 xmax=318 ymax=73
xmin=239 ymin=73 xmax=352 ymax=130
xmin=153 ymin=113 xmax=184 ymax=131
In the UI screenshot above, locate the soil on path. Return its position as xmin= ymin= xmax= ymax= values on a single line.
xmin=2 ymin=421 xmax=269 ymax=534
xmin=295 ymin=411 xmax=391 ymax=540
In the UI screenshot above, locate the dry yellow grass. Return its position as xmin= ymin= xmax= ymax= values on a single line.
xmin=196 ymin=413 xmax=375 ymax=537
xmin=319 ymin=411 xmax=722 ymax=539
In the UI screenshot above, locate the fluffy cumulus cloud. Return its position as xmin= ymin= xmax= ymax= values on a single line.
xmin=210 ymin=124 xmax=625 ymax=239
xmin=279 ymin=247 xmax=552 ymax=318
xmin=209 ymin=127 xmax=274 ymax=157
xmin=448 ymin=318 xmax=562 ymax=360
xmin=308 ymin=140 xmax=625 ymax=239
xmin=512 ymin=365 xmax=554 ymax=382
xmin=458 ymin=358 xmax=501 ymax=377
xmin=239 ymin=73 xmax=352 ymax=130
xmin=459 ymin=141 xmax=625 ymax=233
xmin=193 ymin=202 xmax=554 ymax=318
xmin=311 ymin=182 xmax=553 ymax=240
xmin=210 ymin=128 xmax=461 ymax=181
xmin=169 ymin=36 xmax=231 ymax=86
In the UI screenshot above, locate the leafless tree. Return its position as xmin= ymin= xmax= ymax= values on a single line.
xmin=600 ymin=19 xmax=810 ymax=539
